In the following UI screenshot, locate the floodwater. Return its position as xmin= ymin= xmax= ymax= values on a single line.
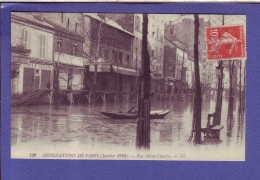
xmin=11 ymin=95 xmax=245 ymax=160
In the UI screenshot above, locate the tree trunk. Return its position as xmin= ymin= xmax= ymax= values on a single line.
xmin=193 ymin=14 xmax=202 ymax=144
xmin=54 ymin=63 xmax=60 ymax=109
xmin=243 ymin=62 xmax=246 ymax=114
xmin=239 ymin=61 xmax=242 ymax=102
xmin=92 ymin=64 xmax=98 ymax=103
xmin=92 ymin=20 xmax=103 ymax=104
xmin=116 ymin=62 xmax=119 ymax=103
xmin=180 ymin=51 xmax=185 ymax=95
xmin=136 ymin=14 xmax=150 ymax=149
xmin=227 ymin=60 xmax=235 ymax=120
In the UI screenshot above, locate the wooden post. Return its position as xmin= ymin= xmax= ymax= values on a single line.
xmin=136 ymin=14 xmax=150 ymax=149
xmin=83 ymin=65 xmax=90 ymax=90
xmin=193 ymin=14 xmax=202 ymax=144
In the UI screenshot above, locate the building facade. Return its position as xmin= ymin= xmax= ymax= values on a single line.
xmin=37 ymin=13 xmax=88 ymax=91
xmin=11 ymin=12 xmax=54 ymax=96
xmin=164 ymin=23 xmax=195 ymax=96
xmin=83 ymin=13 xmax=136 ymax=102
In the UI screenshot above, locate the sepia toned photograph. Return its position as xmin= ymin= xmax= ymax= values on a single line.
xmin=10 ymin=12 xmax=246 ymax=161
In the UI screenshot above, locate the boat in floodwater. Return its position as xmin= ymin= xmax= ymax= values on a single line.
xmin=101 ymin=110 xmax=171 ymax=119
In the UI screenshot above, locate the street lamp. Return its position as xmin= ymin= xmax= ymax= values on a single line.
xmin=216 ymin=63 xmax=224 ymax=78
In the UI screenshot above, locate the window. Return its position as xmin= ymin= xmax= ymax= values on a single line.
xmin=119 ymin=53 xmax=123 ymax=64
xmin=135 ymin=16 xmax=140 ymax=31
xmin=67 ymin=18 xmax=70 ymax=29
xmin=136 ymin=38 xmax=140 ymax=52
xmin=99 ymin=47 xmax=104 ymax=58
xmin=21 ymin=29 xmax=30 ymax=49
xmin=105 ymin=49 xmax=109 ymax=60
xmin=39 ymin=34 xmax=46 ymax=59
xmin=72 ymin=43 xmax=78 ymax=55
xmin=126 ymin=55 xmax=130 ymax=65
xmin=57 ymin=39 xmax=62 ymax=51
xmin=35 ymin=69 xmax=40 ymax=76
xmin=112 ymin=51 xmax=118 ymax=64
xmin=75 ymin=23 xmax=78 ymax=33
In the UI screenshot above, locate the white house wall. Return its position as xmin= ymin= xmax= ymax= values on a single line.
xmin=11 ymin=21 xmax=53 ymax=61
xmin=11 ymin=18 xmax=54 ymax=95
xmin=59 ymin=72 xmax=83 ymax=90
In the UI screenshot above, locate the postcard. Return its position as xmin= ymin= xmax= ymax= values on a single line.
xmin=8 ymin=11 xmax=246 ymax=161
xmin=6 ymin=2 xmax=260 ymax=180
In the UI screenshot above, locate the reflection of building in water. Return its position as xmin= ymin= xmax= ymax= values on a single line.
xmin=159 ymin=123 xmax=173 ymax=143
xmin=11 ymin=114 xmax=23 ymax=145
xmin=21 ymin=115 xmax=39 ymax=143
xmin=202 ymin=95 xmax=211 ymax=112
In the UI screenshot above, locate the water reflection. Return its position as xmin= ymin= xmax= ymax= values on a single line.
xmin=11 ymin=96 xmax=245 ymax=153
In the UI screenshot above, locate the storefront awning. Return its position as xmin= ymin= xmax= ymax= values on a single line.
xmin=112 ymin=65 xmax=139 ymax=76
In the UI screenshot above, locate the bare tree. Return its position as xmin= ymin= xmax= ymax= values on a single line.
xmin=82 ymin=13 xmax=117 ymax=104
xmin=59 ymin=65 xmax=75 ymax=90
xmin=227 ymin=60 xmax=235 ymax=120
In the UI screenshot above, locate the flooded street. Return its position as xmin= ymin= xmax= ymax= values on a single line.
xmin=11 ymin=96 xmax=245 ymax=160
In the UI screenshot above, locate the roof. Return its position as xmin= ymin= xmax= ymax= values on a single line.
xmin=35 ymin=16 xmax=83 ymax=40
xmin=84 ymin=13 xmax=134 ymax=36
xmin=11 ymin=12 xmax=54 ymax=29
xmin=12 ymin=12 xmax=83 ymax=41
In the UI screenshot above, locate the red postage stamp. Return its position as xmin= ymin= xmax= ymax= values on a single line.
xmin=206 ymin=25 xmax=246 ymax=60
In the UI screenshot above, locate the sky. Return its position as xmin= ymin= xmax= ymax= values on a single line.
xmin=159 ymin=14 xmax=246 ymax=27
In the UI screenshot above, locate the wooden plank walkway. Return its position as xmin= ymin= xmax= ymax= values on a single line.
xmin=11 ymin=89 xmax=50 ymax=106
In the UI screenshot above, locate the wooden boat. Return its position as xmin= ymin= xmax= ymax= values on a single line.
xmin=150 ymin=110 xmax=171 ymax=119
xmin=101 ymin=110 xmax=171 ymax=119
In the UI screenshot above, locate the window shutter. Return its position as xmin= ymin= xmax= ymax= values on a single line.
xmin=45 ymin=35 xmax=48 ymax=59
xmin=27 ymin=31 xmax=31 ymax=50
xmin=42 ymin=35 xmax=46 ymax=59
xmin=39 ymin=35 xmax=42 ymax=58
xmin=24 ymin=30 xmax=28 ymax=48
xmin=21 ymin=29 xmax=24 ymax=44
